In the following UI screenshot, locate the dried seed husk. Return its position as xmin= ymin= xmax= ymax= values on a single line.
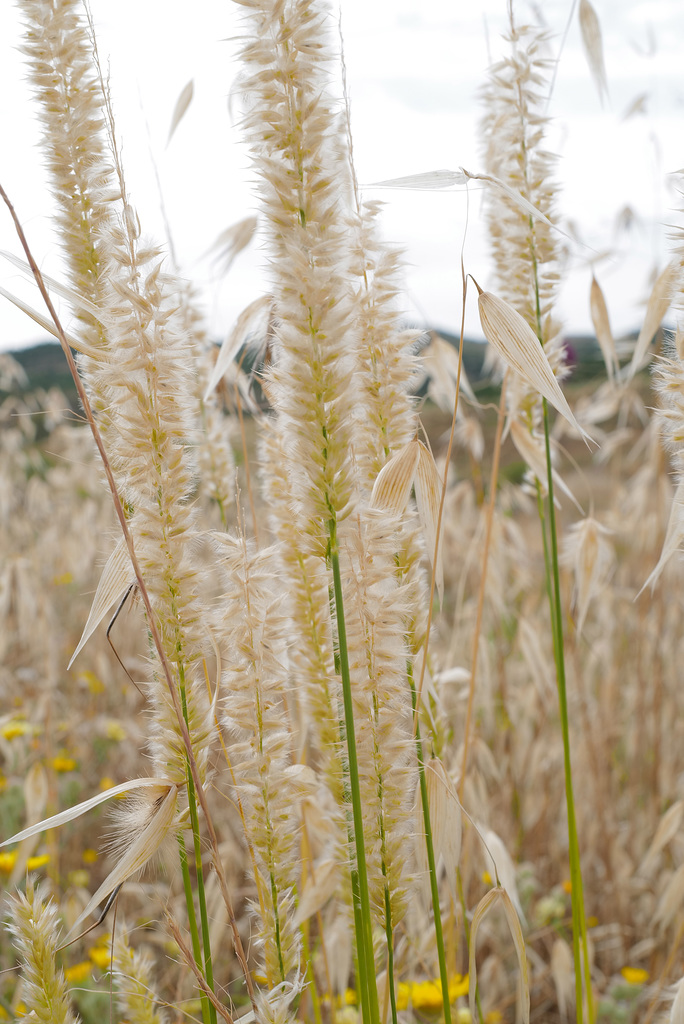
xmin=477 ymin=289 xmax=594 ymax=445
xmin=469 ymin=886 xmax=530 ymax=1024
xmin=629 ymin=261 xmax=678 ymax=377
xmin=589 ymin=274 xmax=616 ymax=380
xmin=69 ymin=537 xmax=134 ymax=668
xmin=579 ymin=0 xmax=608 ymax=103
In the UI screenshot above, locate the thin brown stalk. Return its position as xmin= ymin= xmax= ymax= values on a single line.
xmin=0 ymin=182 xmax=257 ymax=1014
xmin=413 ymin=256 xmax=470 ymax=731
xmin=166 ymin=916 xmax=235 ymax=1024
xmin=458 ymin=372 xmax=508 ymax=801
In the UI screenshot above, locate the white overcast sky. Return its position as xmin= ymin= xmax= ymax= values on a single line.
xmin=0 ymin=0 xmax=682 ymax=352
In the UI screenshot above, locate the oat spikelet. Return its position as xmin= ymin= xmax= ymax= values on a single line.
xmin=371 ymin=438 xmax=445 ymax=604
xmin=6 ymin=879 xmax=79 ymax=1024
xmin=469 ymin=886 xmax=530 ymax=1024
xmin=477 ymin=289 xmax=593 ymax=443
xmin=579 ymin=0 xmax=608 ymax=105
xmin=510 ymin=419 xmax=582 ymax=510
xmin=561 ymin=516 xmax=614 ymax=635
xmin=589 ymin=274 xmax=617 ymax=380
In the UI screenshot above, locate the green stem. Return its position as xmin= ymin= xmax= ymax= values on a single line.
xmin=540 ymin=399 xmax=594 ymax=1024
xmin=327 ymin=517 xmax=380 ymax=1024
xmin=526 ymin=219 xmax=594 ymax=1024
xmin=187 ymin=766 xmax=217 ymax=1024
xmin=179 ymin=669 xmax=217 ymax=1024
xmin=351 ymin=871 xmax=372 ymax=1024
xmin=409 ymin=669 xmax=452 ymax=1024
xmin=178 ymin=834 xmax=211 ymax=1024
xmin=382 ymin=883 xmax=398 ymax=1024
xmin=268 ymin=859 xmax=286 ymax=981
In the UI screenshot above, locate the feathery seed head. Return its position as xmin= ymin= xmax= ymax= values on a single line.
xmin=6 ymin=879 xmax=79 ymax=1024
xmin=113 ymin=928 xmax=168 ymax=1024
xmin=480 ymin=18 xmax=561 ymax=336
xmin=235 ymin=0 xmax=361 ymax=553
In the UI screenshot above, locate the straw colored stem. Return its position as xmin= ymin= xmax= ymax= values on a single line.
xmin=178 ymin=834 xmax=211 ymax=1024
xmin=166 ymin=916 xmax=235 ymax=1024
xmin=458 ymin=372 xmax=508 ymax=801
xmin=541 ymin=397 xmax=595 ymax=1024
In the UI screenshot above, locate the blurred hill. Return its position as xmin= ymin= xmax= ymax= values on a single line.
xmin=5 ymin=341 xmax=78 ymax=405
xmin=3 ymin=328 xmax=639 ymax=408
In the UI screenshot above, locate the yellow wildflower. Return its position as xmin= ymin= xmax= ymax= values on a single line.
xmin=344 ymin=976 xmax=468 ymax=1015
xmin=561 ymin=878 xmax=572 ymax=894
xmin=26 ymin=854 xmax=50 ymax=870
xmin=52 ymin=756 xmax=77 ymax=773
xmin=79 ymin=670 xmax=105 ymax=694
xmin=411 ymin=980 xmax=444 ymax=1011
xmin=1 ymin=720 xmax=31 ymax=740
xmin=484 ymin=1012 xmax=503 ymax=1023
xmin=88 ymin=943 xmax=111 ymax=969
xmin=68 ymin=869 xmax=90 ymax=888
xmin=482 ymin=870 xmax=493 ymax=885
xmin=449 ymin=975 xmax=469 ymax=1000
xmin=0 ymin=852 xmax=17 ymax=872
xmin=97 ymin=774 xmax=125 ymax=798
xmin=621 ymin=967 xmax=649 ymax=986
xmin=64 ymin=961 xmax=92 ymax=983
xmin=82 ymin=848 xmax=98 ymax=864
xmin=52 ymin=571 xmax=73 ymax=585
xmin=105 ymin=720 xmax=126 ymax=742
